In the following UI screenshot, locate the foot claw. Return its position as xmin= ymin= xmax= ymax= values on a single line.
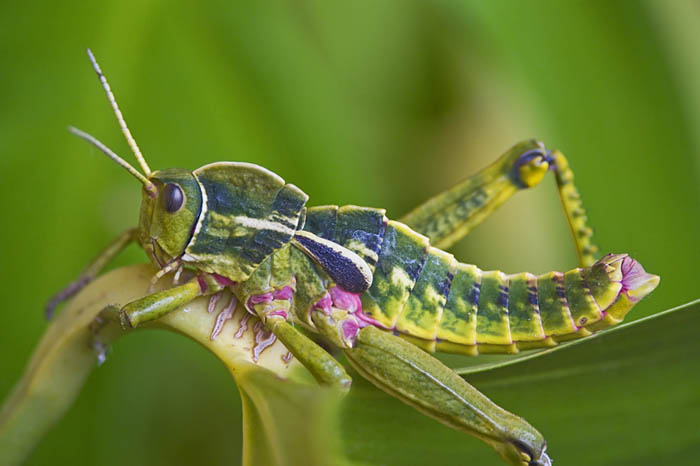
xmin=45 ymin=276 xmax=91 ymax=320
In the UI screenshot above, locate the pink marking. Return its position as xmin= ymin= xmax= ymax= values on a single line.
xmin=342 ymin=319 xmax=360 ymax=342
xmin=213 ymin=274 xmax=236 ymax=287
xmin=248 ymin=292 xmax=273 ymax=306
xmin=353 ymin=310 xmax=388 ymax=329
xmin=330 ymin=286 xmax=361 ymax=313
xmin=281 ymin=351 xmax=293 ymax=365
xmin=313 ymin=293 xmax=333 ymax=314
xmin=272 ymin=286 xmax=294 ymax=300
xmin=248 ymin=286 xmax=295 ymax=311
xmin=620 ymin=256 xmax=656 ymax=301
xmin=329 ymin=286 xmax=389 ymax=329
xmin=308 ymin=286 xmax=391 ymax=330
xmin=197 ymin=276 xmax=208 ymax=293
xmin=267 ymin=310 xmax=288 ymax=319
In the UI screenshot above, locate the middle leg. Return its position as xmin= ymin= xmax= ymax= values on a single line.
xmin=246 ymin=287 xmax=353 ymax=390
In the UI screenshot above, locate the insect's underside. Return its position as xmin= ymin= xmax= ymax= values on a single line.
xmin=48 ymin=50 xmax=659 ymax=466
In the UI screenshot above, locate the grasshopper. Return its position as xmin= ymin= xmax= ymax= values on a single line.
xmin=48 ymin=50 xmax=660 ymax=466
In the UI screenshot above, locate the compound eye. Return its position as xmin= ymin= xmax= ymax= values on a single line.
xmin=162 ymin=183 xmax=184 ymax=213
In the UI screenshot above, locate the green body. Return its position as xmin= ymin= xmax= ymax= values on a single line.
xmin=135 ymin=140 xmax=652 ymax=361
xmin=51 ymin=54 xmax=660 ymax=466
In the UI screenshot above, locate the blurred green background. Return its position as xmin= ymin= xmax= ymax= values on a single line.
xmin=1 ymin=1 xmax=699 ymax=465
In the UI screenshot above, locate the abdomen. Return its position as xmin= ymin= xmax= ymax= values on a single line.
xmin=303 ymin=205 xmax=658 ymax=355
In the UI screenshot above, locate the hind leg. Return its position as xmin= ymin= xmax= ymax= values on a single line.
xmin=400 ymin=140 xmax=597 ymax=267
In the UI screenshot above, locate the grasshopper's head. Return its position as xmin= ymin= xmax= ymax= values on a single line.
xmin=137 ymin=169 xmax=202 ymax=267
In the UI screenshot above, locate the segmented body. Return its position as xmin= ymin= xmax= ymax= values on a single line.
xmin=298 ymin=206 xmax=636 ymax=355
xmin=144 ymin=160 xmax=643 ymax=357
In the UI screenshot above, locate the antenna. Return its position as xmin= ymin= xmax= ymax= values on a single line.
xmin=86 ymin=48 xmax=152 ymax=176
xmin=68 ymin=126 xmax=157 ymax=196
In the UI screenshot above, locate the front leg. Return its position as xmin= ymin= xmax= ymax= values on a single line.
xmin=88 ymin=274 xmax=224 ymax=363
xmin=86 ymin=275 xmax=219 ymax=364
xmin=345 ymin=326 xmax=551 ymax=466
xmin=119 ymin=279 xmax=203 ymax=327
xmin=118 ymin=274 xmax=228 ymax=328
xmin=46 ymin=227 xmax=138 ymax=318
xmin=267 ymin=319 xmax=352 ymax=390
